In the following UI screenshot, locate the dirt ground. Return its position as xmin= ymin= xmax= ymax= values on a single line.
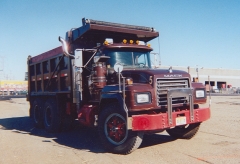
xmin=0 ymin=96 xmax=240 ymax=164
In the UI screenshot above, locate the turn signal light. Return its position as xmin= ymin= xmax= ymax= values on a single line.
xmin=126 ymin=77 xmax=133 ymax=85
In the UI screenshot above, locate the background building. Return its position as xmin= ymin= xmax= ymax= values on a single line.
xmin=159 ymin=66 xmax=240 ymax=92
xmin=0 ymin=80 xmax=27 ymax=95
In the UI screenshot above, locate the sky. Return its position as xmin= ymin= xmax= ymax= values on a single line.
xmin=0 ymin=0 xmax=239 ymax=80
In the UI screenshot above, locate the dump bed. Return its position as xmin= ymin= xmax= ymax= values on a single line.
xmin=28 ymin=47 xmax=71 ymax=95
xmin=30 ymin=46 xmax=62 ymax=64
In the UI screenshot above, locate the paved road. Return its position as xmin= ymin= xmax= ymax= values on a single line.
xmin=0 ymin=97 xmax=240 ymax=164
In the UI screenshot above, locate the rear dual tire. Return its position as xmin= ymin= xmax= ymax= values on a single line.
xmin=43 ymin=100 xmax=62 ymax=133
xmin=31 ymin=98 xmax=62 ymax=133
xmin=32 ymin=99 xmax=44 ymax=128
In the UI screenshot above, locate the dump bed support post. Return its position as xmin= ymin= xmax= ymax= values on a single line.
xmin=167 ymin=88 xmax=194 ymax=126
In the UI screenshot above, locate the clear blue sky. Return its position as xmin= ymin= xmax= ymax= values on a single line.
xmin=0 ymin=0 xmax=239 ymax=80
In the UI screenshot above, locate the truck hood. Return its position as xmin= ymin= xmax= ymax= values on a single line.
xmin=122 ymin=68 xmax=190 ymax=79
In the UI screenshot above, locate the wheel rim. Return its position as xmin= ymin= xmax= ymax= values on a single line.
xmin=104 ymin=113 xmax=128 ymax=145
xmin=45 ymin=106 xmax=52 ymax=127
xmin=33 ymin=105 xmax=40 ymax=123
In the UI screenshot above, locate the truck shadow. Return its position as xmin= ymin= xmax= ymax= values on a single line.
xmin=0 ymin=116 xmax=175 ymax=153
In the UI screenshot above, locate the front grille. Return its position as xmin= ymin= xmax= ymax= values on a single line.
xmin=156 ymin=78 xmax=190 ymax=106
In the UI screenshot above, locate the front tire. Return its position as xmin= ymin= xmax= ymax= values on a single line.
xmin=98 ymin=103 xmax=143 ymax=154
xmin=166 ymin=123 xmax=200 ymax=139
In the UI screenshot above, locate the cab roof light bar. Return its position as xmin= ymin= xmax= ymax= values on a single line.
xmin=83 ymin=18 xmax=155 ymax=32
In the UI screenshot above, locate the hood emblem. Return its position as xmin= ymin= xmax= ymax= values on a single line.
xmin=164 ymin=74 xmax=183 ymax=78
xmin=168 ymin=66 xmax=173 ymax=73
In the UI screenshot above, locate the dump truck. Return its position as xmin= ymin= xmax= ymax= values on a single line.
xmin=27 ymin=18 xmax=210 ymax=154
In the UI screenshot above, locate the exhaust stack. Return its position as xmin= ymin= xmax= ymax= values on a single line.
xmin=58 ymin=37 xmax=74 ymax=58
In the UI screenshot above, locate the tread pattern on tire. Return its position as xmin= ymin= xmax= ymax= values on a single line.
xmin=32 ymin=99 xmax=44 ymax=128
xmin=124 ymin=133 xmax=143 ymax=154
xmin=43 ymin=99 xmax=61 ymax=133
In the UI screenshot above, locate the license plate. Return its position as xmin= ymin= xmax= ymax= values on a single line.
xmin=176 ymin=117 xmax=186 ymax=126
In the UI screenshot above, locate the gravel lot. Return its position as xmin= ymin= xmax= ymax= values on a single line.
xmin=0 ymin=96 xmax=240 ymax=164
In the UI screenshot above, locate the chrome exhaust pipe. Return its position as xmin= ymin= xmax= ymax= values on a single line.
xmin=58 ymin=37 xmax=74 ymax=58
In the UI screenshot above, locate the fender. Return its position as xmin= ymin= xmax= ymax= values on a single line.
xmin=100 ymin=93 xmax=126 ymax=112
xmin=100 ymin=85 xmax=127 ymax=113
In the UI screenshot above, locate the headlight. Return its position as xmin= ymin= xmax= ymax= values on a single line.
xmin=196 ymin=90 xmax=205 ymax=98
xmin=136 ymin=93 xmax=150 ymax=103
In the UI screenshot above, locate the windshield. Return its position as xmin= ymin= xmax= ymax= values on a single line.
xmin=103 ymin=49 xmax=151 ymax=68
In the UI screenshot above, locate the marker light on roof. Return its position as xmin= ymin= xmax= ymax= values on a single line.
xmin=130 ymin=40 xmax=133 ymax=44
xmin=123 ymin=39 xmax=127 ymax=44
xmin=136 ymin=40 xmax=139 ymax=45
xmin=147 ymin=43 xmax=151 ymax=47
